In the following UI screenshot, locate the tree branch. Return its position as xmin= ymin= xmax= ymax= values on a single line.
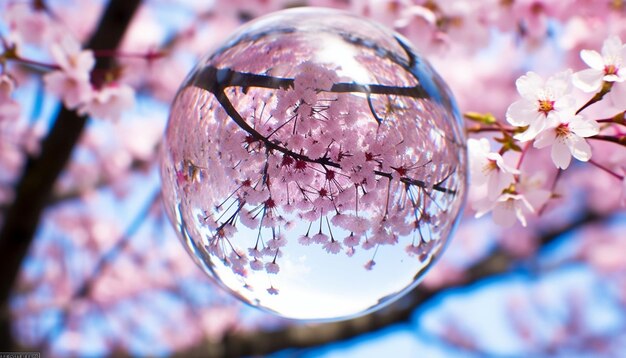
xmin=0 ymin=0 xmax=141 ymax=349
xmin=171 ymin=209 xmax=605 ymax=358
xmin=197 ymin=67 xmax=455 ymax=195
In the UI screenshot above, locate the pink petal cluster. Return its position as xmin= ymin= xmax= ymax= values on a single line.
xmin=43 ymin=37 xmax=95 ymax=109
xmin=0 ymin=74 xmax=20 ymax=122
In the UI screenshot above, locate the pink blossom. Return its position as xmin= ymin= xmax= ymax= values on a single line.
xmin=506 ymin=71 xmax=577 ymax=142
xmin=311 ymin=232 xmax=329 ymax=244
xmin=573 ymin=36 xmax=626 ymax=93
xmin=343 ymin=233 xmax=360 ymax=247
xmin=364 ymin=259 xmax=376 ymax=271
xmin=533 ymin=114 xmax=599 ymax=169
xmin=267 ymin=286 xmax=279 ymax=295
xmin=267 ymin=236 xmax=287 ymax=249
xmin=298 ymin=234 xmax=313 ymax=246
xmin=0 ymin=74 xmax=20 ymax=122
xmin=3 ymin=3 xmax=58 ymax=45
xmin=265 ymin=261 xmax=280 ymax=274
xmin=323 ymin=240 xmax=342 ymax=254
xmin=248 ymin=248 xmax=263 ymax=259
xmin=468 ymin=138 xmax=518 ymax=199
xmin=78 ymin=83 xmax=135 ymax=121
xmin=474 ymin=175 xmax=551 ymax=227
xmin=250 ymin=259 xmax=263 ymax=271
xmin=43 ymin=37 xmax=95 ymax=109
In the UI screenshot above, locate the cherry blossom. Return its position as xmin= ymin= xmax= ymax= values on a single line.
xmin=533 ymin=114 xmax=599 ymax=169
xmin=78 ymin=83 xmax=135 ymax=121
xmin=2 ymin=1 xmax=626 ymax=356
xmin=2 ymin=3 xmax=59 ymax=46
xmin=474 ymin=175 xmax=551 ymax=227
xmin=506 ymin=71 xmax=577 ymax=142
xmin=468 ymin=138 xmax=519 ymax=199
xmin=43 ymin=37 xmax=95 ymax=109
xmin=0 ymin=74 xmax=20 ymax=122
xmin=573 ymin=35 xmax=626 ymax=92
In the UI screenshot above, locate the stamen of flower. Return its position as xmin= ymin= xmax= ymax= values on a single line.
xmin=555 ymin=123 xmax=570 ymax=138
xmin=604 ymin=64 xmax=619 ymax=76
xmin=537 ymin=99 xmax=555 ymax=115
xmin=502 ymin=183 xmax=517 ymax=195
xmin=482 ymin=159 xmax=498 ymax=175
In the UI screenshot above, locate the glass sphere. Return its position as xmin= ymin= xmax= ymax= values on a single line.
xmin=161 ymin=7 xmax=467 ymax=320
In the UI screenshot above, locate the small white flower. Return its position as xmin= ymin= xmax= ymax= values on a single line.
xmin=533 ymin=115 xmax=599 ymax=169
xmin=474 ymin=174 xmax=551 ymax=227
xmin=468 ymin=138 xmax=519 ymax=199
xmin=573 ymin=35 xmax=626 ymax=93
xmin=506 ymin=71 xmax=576 ymax=142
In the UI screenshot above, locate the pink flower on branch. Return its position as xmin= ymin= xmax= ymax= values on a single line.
xmin=573 ymin=36 xmax=626 ymax=93
xmin=533 ymin=114 xmax=599 ymax=169
xmin=468 ymin=138 xmax=519 ymax=199
xmin=506 ymin=71 xmax=576 ymax=142
xmin=474 ymin=174 xmax=551 ymax=227
xmin=43 ymin=37 xmax=95 ymax=109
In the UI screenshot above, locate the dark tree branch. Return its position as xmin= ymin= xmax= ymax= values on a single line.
xmin=0 ymin=0 xmax=141 ymax=350
xmin=171 ymin=209 xmax=605 ymax=358
xmin=192 ymin=66 xmax=428 ymax=101
xmin=198 ymin=68 xmax=456 ymax=195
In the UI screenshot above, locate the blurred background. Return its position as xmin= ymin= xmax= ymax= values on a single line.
xmin=1 ymin=0 xmax=626 ymax=356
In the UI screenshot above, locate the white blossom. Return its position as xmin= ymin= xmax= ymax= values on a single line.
xmin=468 ymin=138 xmax=519 ymax=199
xmin=506 ymin=71 xmax=576 ymax=142
xmin=573 ymin=35 xmax=626 ymax=93
xmin=533 ymin=115 xmax=599 ymax=169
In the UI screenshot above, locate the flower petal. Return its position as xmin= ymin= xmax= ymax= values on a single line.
xmin=569 ymin=116 xmax=599 ymax=137
xmin=572 ymin=68 xmax=604 ymax=92
xmin=551 ymin=139 xmax=572 ymax=169
xmin=506 ymin=99 xmax=537 ymax=127
xmin=609 ymin=81 xmax=626 ymax=108
xmin=524 ymin=188 xmax=552 ymax=212
xmin=580 ymin=49 xmax=604 ymax=70
xmin=533 ymin=128 xmax=556 ymax=148
xmin=601 ymin=35 xmax=623 ymax=59
xmin=568 ymin=136 xmax=592 ymax=162
xmin=492 ymin=200 xmax=518 ymax=227
xmin=515 ymin=72 xmax=544 ymax=99
xmin=546 ymin=70 xmax=573 ymax=96
xmin=515 ymin=117 xmax=546 ymax=142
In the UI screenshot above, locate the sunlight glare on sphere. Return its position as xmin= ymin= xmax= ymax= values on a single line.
xmin=160 ymin=7 xmax=467 ymax=320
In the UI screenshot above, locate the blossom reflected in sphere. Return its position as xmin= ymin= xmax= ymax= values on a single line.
xmin=161 ymin=8 xmax=467 ymax=320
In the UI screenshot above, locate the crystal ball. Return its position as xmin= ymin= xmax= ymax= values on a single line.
xmin=161 ymin=7 xmax=467 ymax=320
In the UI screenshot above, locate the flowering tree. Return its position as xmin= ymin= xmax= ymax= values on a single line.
xmin=1 ymin=0 xmax=626 ymax=357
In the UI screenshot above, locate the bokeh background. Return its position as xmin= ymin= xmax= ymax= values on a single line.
xmin=1 ymin=0 xmax=626 ymax=357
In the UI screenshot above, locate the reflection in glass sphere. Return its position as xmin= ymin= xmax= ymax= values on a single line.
xmin=161 ymin=8 xmax=467 ymax=320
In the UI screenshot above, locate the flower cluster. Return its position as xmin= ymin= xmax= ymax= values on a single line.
xmin=468 ymin=36 xmax=626 ymax=227
xmin=162 ymin=20 xmax=467 ymax=298
xmin=1 ymin=4 xmax=135 ymax=122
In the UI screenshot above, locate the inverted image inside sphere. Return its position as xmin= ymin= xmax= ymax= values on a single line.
xmin=161 ymin=7 xmax=467 ymax=321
